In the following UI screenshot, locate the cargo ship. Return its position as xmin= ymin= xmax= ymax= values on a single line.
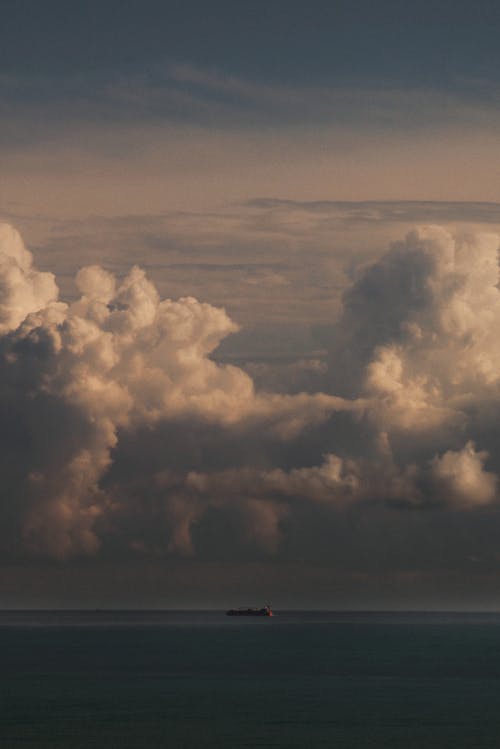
xmin=226 ymin=605 xmax=273 ymax=617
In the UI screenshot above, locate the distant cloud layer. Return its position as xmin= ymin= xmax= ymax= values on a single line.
xmin=1 ymin=223 xmax=500 ymax=561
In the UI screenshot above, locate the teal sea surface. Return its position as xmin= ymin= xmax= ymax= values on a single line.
xmin=1 ymin=610 xmax=500 ymax=748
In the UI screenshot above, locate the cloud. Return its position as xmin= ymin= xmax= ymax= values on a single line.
xmin=430 ymin=442 xmax=497 ymax=509
xmin=4 ymin=62 xmax=500 ymax=139
xmin=323 ymin=225 xmax=500 ymax=495
xmin=185 ymin=442 xmax=497 ymax=513
xmin=329 ymin=225 xmax=500 ymax=399
xmin=1 ymin=222 xmax=500 ymax=563
xmin=246 ymin=199 xmax=500 ymax=225
xmin=0 ymin=223 xmax=58 ymax=333
xmin=13 ymin=199 xmax=500 ymax=373
xmin=0 ymin=224 xmax=353 ymax=558
xmin=178 ymin=224 xmax=500 ymax=548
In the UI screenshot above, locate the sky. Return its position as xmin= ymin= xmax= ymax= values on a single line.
xmin=2 ymin=0 xmax=500 ymax=609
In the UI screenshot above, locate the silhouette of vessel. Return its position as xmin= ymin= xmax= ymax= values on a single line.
xmin=226 ymin=605 xmax=273 ymax=617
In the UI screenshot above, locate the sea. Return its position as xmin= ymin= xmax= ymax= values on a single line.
xmin=1 ymin=610 xmax=500 ymax=748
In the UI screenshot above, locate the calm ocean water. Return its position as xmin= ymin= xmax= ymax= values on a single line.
xmin=1 ymin=610 xmax=500 ymax=748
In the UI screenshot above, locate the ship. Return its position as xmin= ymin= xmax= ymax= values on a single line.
xmin=226 ymin=605 xmax=273 ymax=617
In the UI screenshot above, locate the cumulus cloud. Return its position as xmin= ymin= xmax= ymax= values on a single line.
xmin=0 ymin=224 xmax=352 ymax=558
xmin=429 ymin=442 xmax=497 ymax=509
xmin=330 ymin=226 xmax=500 ymax=430
xmin=0 ymin=222 xmax=499 ymax=562
xmin=0 ymin=223 xmax=58 ymax=333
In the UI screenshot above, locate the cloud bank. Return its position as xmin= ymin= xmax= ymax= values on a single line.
xmin=0 ymin=223 xmax=499 ymax=561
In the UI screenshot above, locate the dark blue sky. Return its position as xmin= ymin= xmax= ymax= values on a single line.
xmin=2 ymin=0 xmax=500 ymax=87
